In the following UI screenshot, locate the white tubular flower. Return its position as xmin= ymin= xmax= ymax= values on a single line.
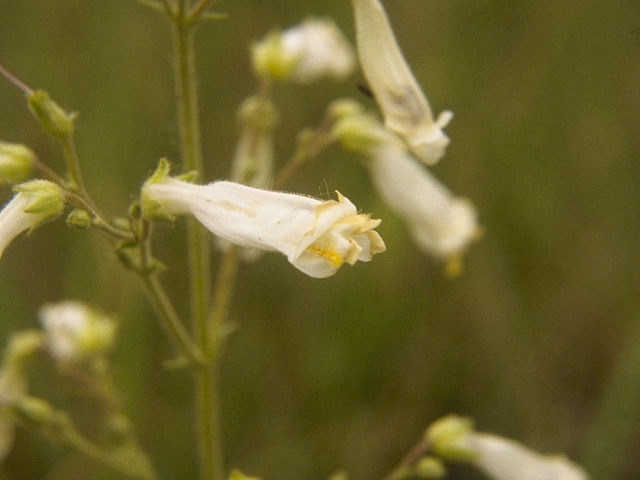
xmin=0 ymin=142 xmax=35 ymax=185
xmin=252 ymin=18 xmax=355 ymax=83
xmin=368 ymin=143 xmax=477 ymax=265
xmin=351 ymin=0 xmax=452 ymax=165
xmin=39 ymin=301 xmax=116 ymax=362
xmin=142 ymin=161 xmax=385 ymax=278
xmin=426 ymin=415 xmax=588 ymax=480
xmin=459 ymin=433 xmax=589 ymax=480
xmin=0 ymin=180 xmax=65 ymax=260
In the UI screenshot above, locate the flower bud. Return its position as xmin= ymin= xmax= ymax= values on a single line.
xmin=66 ymin=208 xmax=93 ymax=229
xmin=252 ymin=18 xmax=354 ymax=83
xmin=0 ymin=142 xmax=34 ymax=184
xmin=426 ymin=414 xmax=476 ymax=462
xmin=415 ymin=457 xmax=446 ymax=479
xmin=27 ymin=90 xmax=75 ymax=139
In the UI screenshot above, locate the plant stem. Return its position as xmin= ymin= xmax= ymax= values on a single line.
xmin=381 ymin=437 xmax=431 ymax=480
xmin=208 ymin=244 xmax=239 ymax=353
xmin=170 ymin=3 xmax=222 ymax=480
xmin=138 ymin=273 xmax=205 ymax=366
xmin=273 ymin=111 xmax=336 ymax=189
xmin=61 ymin=134 xmax=90 ymax=200
xmin=581 ymin=316 xmax=640 ymax=478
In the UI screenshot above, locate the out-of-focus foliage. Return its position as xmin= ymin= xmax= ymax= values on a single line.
xmin=1 ymin=1 xmax=639 ymax=479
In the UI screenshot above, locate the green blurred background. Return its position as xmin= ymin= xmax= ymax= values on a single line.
xmin=1 ymin=0 xmax=639 ymax=479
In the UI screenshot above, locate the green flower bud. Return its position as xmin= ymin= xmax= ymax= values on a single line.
xmin=426 ymin=414 xmax=476 ymax=462
xmin=331 ymin=113 xmax=390 ymax=154
xmin=27 ymin=90 xmax=75 ymax=138
xmin=328 ymin=98 xmax=366 ymax=120
xmin=415 ymin=457 xmax=446 ymax=479
xmin=0 ymin=142 xmax=34 ymax=184
xmin=66 ymin=208 xmax=93 ymax=229
xmin=238 ymin=96 xmax=279 ymax=133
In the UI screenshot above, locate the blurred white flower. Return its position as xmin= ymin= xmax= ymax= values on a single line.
xmin=252 ymin=18 xmax=355 ymax=83
xmin=459 ymin=433 xmax=589 ymax=480
xmin=332 ymin=106 xmax=477 ymax=268
xmin=368 ymin=145 xmax=477 ymax=262
xmin=351 ymin=0 xmax=452 ymax=165
xmin=0 ymin=180 xmax=65 ymax=259
xmin=427 ymin=415 xmax=588 ymax=480
xmin=39 ymin=301 xmax=116 ymax=362
xmin=142 ymin=163 xmax=385 ymax=278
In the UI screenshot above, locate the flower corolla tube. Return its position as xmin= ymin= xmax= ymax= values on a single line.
xmin=142 ymin=161 xmax=385 ymax=278
xmin=351 ymin=0 xmax=452 ymax=165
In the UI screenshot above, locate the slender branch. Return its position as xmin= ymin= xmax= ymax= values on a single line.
xmin=138 ymin=273 xmax=206 ymax=366
xmin=273 ymin=112 xmax=336 ymax=189
xmin=208 ymin=244 xmax=239 ymax=353
xmin=64 ymin=191 xmax=135 ymax=241
xmin=14 ymin=408 xmax=156 ymax=480
xmin=32 ymin=154 xmax=66 ymax=185
xmin=60 ymin=134 xmax=90 ymax=199
xmin=581 ymin=315 xmax=640 ymax=478
xmin=188 ymin=0 xmax=215 ymax=21
xmin=381 ymin=437 xmax=431 ymax=480
xmin=0 ymin=63 xmax=33 ymax=94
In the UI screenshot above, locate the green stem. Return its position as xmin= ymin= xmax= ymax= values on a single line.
xmin=138 ymin=273 xmax=205 ymax=366
xmin=580 ymin=316 xmax=640 ymax=478
xmin=208 ymin=245 xmax=239 ymax=354
xmin=61 ymin=134 xmax=90 ymax=200
xmin=62 ymin=421 xmax=157 ymax=480
xmin=273 ymin=111 xmax=336 ymax=189
xmin=188 ymin=0 xmax=215 ymax=21
xmin=381 ymin=437 xmax=431 ymax=480
xmin=170 ymin=4 xmax=222 ymax=480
